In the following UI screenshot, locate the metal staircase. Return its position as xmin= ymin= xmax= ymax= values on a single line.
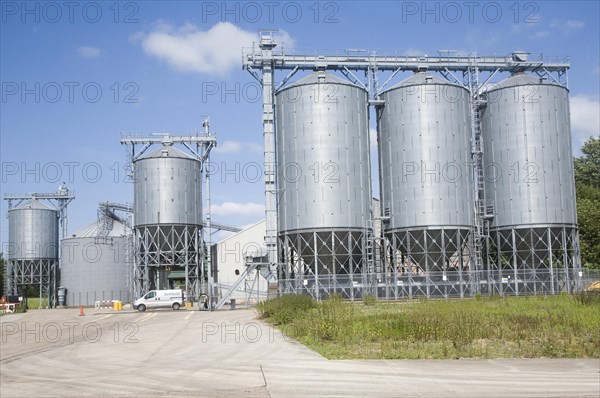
xmin=215 ymin=262 xmax=262 ymax=310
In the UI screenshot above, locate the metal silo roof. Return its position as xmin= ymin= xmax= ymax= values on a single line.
xmin=386 ymin=72 xmax=464 ymax=90
xmin=280 ymin=71 xmax=363 ymax=91
xmin=143 ymin=145 xmax=194 ymax=160
xmin=12 ymin=199 xmax=57 ymax=211
xmin=69 ymin=218 xmax=129 ymax=238
xmin=486 ymin=72 xmax=564 ymax=91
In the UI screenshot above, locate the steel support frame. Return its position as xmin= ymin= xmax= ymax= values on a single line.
xmin=243 ymin=49 xmax=570 ymax=78
xmin=6 ymin=259 xmax=57 ymax=308
xmin=488 ymin=225 xmax=581 ymax=295
xmin=133 ymin=224 xmax=203 ymax=301
xmin=385 ymin=228 xmax=472 ymax=299
xmin=278 ymin=229 xmax=366 ymax=300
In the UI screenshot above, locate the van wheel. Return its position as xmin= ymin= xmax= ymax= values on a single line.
xmin=137 ymin=304 xmax=146 ymax=312
xmin=172 ymin=303 xmax=180 ymax=310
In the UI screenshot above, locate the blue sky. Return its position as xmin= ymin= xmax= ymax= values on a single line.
xmin=1 ymin=0 xmax=599 ymax=247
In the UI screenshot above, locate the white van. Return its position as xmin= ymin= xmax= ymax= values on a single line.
xmin=133 ymin=290 xmax=184 ymax=312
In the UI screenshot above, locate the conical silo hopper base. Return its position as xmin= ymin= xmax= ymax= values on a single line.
xmin=389 ymin=229 xmax=471 ymax=275
xmin=279 ymin=230 xmax=366 ymax=277
xmin=490 ymin=226 xmax=579 ymax=295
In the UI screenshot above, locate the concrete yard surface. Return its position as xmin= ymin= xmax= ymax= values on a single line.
xmin=1 ymin=308 xmax=598 ymax=397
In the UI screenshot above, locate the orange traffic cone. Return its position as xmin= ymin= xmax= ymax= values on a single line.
xmin=79 ymin=305 xmax=85 ymax=316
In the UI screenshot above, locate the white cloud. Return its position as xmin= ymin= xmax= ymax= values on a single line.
xmin=134 ymin=22 xmax=294 ymax=76
xmin=511 ymin=19 xmax=542 ymax=35
xmin=214 ymin=141 xmax=242 ymax=154
xmin=570 ymin=95 xmax=600 ymax=148
xmin=550 ymin=19 xmax=585 ymax=34
xmin=213 ymin=141 xmax=262 ymax=155
xmin=77 ymin=46 xmax=101 ymax=58
xmin=566 ymin=20 xmax=585 ymax=29
xmin=211 ymin=201 xmax=264 ymax=217
xmin=128 ymin=31 xmax=145 ymax=44
xmin=528 ymin=30 xmax=550 ymax=40
xmin=464 ymin=29 xmax=501 ymax=49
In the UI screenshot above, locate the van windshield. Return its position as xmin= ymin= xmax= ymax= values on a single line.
xmin=145 ymin=291 xmax=156 ymax=299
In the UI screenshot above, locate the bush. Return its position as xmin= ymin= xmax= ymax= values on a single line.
xmin=257 ymin=294 xmax=316 ymax=325
xmin=313 ymin=294 xmax=354 ymax=341
xmin=363 ymin=294 xmax=377 ymax=306
xmin=574 ymin=291 xmax=600 ymax=306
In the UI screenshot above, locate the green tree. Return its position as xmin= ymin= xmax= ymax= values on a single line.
xmin=574 ymin=136 xmax=600 ymax=188
xmin=574 ymin=136 xmax=600 ymax=269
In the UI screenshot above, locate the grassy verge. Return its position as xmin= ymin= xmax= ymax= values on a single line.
xmin=24 ymin=297 xmax=49 ymax=309
xmin=258 ymin=294 xmax=600 ymax=359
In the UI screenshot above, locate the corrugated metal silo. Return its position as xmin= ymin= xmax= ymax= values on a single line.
xmin=6 ymin=199 xmax=59 ymax=301
xmin=133 ymin=144 xmax=203 ymax=296
xmin=481 ymin=73 xmax=579 ymax=294
xmin=134 ymin=145 xmax=203 ymax=226
xmin=60 ymin=218 xmax=130 ymax=306
xmin=378 ymin=72 xmax=474 ymax=295
xmin=8 ymin=199 xmax=59 ymax=261
xmin=276 ymin=71 xmax=371 ymax=281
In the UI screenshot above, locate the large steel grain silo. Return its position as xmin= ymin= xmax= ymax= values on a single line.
xmin=60 ymin=217 xmax=130 ymax=306
xmin=133 ymin=143 xmax=203 ymax=298
xmin=481 ymin=73 xmax=579 ymax=294
xmin=275 ymin=71 xmax=372 ymax=285
xmin=7 ymin=199 xmax=59 ymax=302
xmin=378 ymin=73 xmax=474 ymax=297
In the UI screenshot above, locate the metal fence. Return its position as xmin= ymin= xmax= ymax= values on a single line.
xmin=580 ymin=268 xmax=600 ymax=290
xmin=279 ymin=268 xmax=592 ymax=301
xmin=67 ymin=290 xmax=131 ymax=307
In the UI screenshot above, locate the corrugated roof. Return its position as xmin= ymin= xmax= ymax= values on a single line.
xmin=69 ymin=218 xmax=129 ymax=238
xmin=142 ymin=145 xmax=193 ymax=160
xmin=214 ymin=219 xmax=266 ymax=245
xmin=12 ymin=199 xmax=57 ymax=211
xmin=386 ymin=72 xmax=464 ymax=91
xmin=281 ymin=71 xmax=363 ymax=91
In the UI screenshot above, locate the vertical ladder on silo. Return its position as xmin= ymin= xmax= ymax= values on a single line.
xmin=469 ymin=63 xmax=487 ymax=292
xmin=363 ymin=220 xmax=376 ymax=297
xmin=472 ymin=101 xmax=488 ymax=291
xmin=365 ymin=220 xmax=375 ymax=275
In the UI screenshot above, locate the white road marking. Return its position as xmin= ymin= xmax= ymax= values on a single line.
xmin=138 ymin=313 xmax=157 ymax=323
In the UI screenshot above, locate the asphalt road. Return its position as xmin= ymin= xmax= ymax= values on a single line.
xmin=1 ymin=308 xmax=598 ymax=397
